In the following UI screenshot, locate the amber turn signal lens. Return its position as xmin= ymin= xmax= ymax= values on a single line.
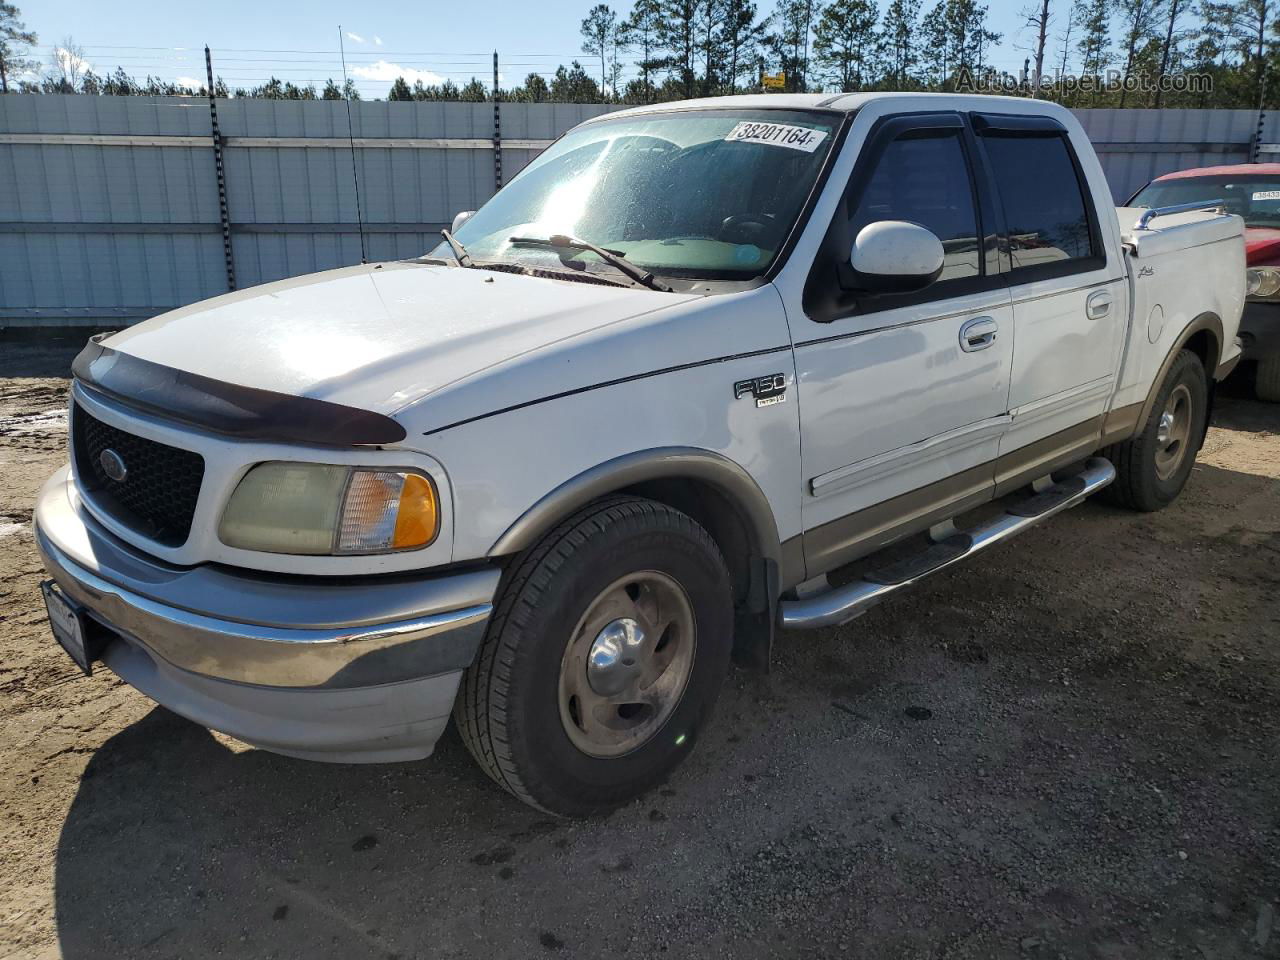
xmin=392 ymin=472 xmax=439 ymax=549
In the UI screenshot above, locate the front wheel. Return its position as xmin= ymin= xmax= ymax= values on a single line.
xmin=1102 ymin=348 xmax=1208 ymax=512
xmin=454 ymin=496 xmax=734 ymax=816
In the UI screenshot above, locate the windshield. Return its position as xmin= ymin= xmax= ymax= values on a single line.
xmin=431 ymin=108 xmax=840 ymax=282
xmin=1130 ymin=174 xmax=1280 ymax=228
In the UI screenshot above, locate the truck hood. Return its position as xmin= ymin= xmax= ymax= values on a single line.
xmin=102 ymin=261 xmax=697 ymax=416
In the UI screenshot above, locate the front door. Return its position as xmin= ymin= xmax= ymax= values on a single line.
xmin=791 ymin=112 xmax=1014 ymax=574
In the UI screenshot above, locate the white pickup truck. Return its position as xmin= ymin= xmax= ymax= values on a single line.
xmin=36 ymin=93 xmax=1244 ymax=816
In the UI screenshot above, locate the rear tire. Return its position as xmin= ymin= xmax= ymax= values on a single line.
xmin=1255 ymin=357 xmax=1280 ymax=402
xmin=454 ymin=496 xmax=734 ymax=817
xmin=1101 ymin=349 xmax=1207 ymax=512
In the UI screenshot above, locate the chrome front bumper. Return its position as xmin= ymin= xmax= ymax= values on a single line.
xmin=35 ymin=466 xmax=500 ymax=762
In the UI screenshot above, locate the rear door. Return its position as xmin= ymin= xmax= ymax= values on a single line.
xmin=970 ymin=113 xmax=1129 ymax=489
xmin=791 ymin=112 xmax=1014 ymax=573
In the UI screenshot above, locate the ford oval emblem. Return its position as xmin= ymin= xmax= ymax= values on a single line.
xmin=100 ymin=449 xmax=128 ymax=483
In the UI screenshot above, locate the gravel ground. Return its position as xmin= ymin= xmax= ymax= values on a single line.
xmin=1 ymin=339 xmax=1277 ymax=960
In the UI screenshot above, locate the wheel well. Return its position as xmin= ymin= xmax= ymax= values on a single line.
xmin=1183 ymin=326 xmax=1220 ymax=374
xmin=618 ymin=477 xmax=755 ymax=609
xmin=617 ymin=476 xmax=777 ymax=669
xmin=486 ymin=449 xmax=782 ymax=669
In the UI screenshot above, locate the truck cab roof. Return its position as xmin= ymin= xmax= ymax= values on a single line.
xmin=592 ymin=91 xmax=1079 ymax=123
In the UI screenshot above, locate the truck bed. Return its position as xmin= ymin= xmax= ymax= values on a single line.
xmin=1109 ymin=206 xmax=1245 ymax=418
xmin=1116 ymin=206 xmax=1243 ymax=257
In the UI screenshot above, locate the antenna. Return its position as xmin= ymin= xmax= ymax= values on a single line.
xmin=339 ymin=26 xmax=368 ymax=264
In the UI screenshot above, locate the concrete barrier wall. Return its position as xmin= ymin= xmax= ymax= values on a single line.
xmin=1 ymin=95 xmax=1273 ymax=328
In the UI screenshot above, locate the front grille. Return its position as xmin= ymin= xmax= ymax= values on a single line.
xmin=72 ymin=406 xmax=205 ymax=546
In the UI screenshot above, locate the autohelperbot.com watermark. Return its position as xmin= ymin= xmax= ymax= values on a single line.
xmin=955 ymin=66 xmax=1213 ymax=96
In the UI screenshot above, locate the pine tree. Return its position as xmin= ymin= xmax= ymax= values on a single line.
xmin=722 ymin=0 xmax=763 ymax=90
xmin=919 ymin=1 xmax=950 ymax=86
xmin=814 ymin=0 xmax=882 ymax=91
xmin=1022 ymin=0 xmax=1052 ymax=88
xmin=459 ymin=77 xmax=488 ymax=101
xmin=388 ymin=76 xmax=413 ymax=100
xmin=621 ymin=0 xmax=665 ymax=100
xmin=1073 ymin=0 xmax=1109 ymax=78
xmin=550 ymin=60 xmax=602 ymax=101
xmin=659 ymin=0 xmax=700 ymax=98
xmin=0 ymin=2 xmax=37 ymax=94
xmin=881 ymin=0 xmax=921 ymax=88
xmin=581 ymin=4 xmax=619 ymax=97
xmin=1153 ymin=0 xmax=1188 ymax=104
xmin=768 ymin=0 xmax=817 ymax=91
xmin=1114 ymin=0 xmax=1163 ymax=104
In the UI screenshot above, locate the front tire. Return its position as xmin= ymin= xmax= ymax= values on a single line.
xmin=1256 ymin=357 xmax=1280 ymax=402
xmin=1102 ymin=348 xmax=1208 ymax=511
xmin=454 ymin=496 xmax=734 ymax=816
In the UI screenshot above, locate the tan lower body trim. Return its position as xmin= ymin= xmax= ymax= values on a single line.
xmin=803 ymin=462 xmax=995 ymax=576
xmin=780 ymin=534 xmax=807 ymax=590
xmin=802 ymin=417 xmax=1106 ymax=577
xmin=1099 ymin=402 xmax=1143 ymax=446
xmin=993 ymin=415 xmax=1104 ymax=497
xmin=1215 ymin=353 xmax=1242 ymax=381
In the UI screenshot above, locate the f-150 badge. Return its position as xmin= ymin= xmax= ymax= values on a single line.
xmin=734 ymin=373 xmax=788 ymax=407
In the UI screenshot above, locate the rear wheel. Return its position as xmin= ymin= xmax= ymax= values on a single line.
xmin=1255 ymin=357 xmax=1280 ymax=402
xmin=454 ymin=496 xmax=734 ymax=816
xmin=1102 ymin=348 xmax=1207 ymax=512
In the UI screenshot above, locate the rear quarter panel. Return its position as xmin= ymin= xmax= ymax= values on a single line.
xmin=1113 ymin=215 xmax=1246 ymax=413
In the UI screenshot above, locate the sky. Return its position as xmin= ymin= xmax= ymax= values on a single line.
xmin=23 ymin=0 xmax=1039 ymax=100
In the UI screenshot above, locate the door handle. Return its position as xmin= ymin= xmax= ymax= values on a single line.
xmin=1086 ymin=290 xmax=1113 ymax=319
xmin=959 ymin=316 xmax=998 ymax=352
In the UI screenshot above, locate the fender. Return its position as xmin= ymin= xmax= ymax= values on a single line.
xmin=1136 ymin=312 xmax=1223 ymax=437
xmin=488 ymin=447 xmax=786 ymax=670
xmin=489 ymin=446 xmax=782 ymax=565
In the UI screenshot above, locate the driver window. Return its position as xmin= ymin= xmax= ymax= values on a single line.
xmin=849 ymin=131 xmax=981 ymax=284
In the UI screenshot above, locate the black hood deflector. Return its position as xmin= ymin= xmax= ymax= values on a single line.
xmin=72 ymin=337 xmax=407 ymax=446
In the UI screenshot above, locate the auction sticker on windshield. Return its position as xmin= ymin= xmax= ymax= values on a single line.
xmin=724 ymin=121 xmax=828 ymax=153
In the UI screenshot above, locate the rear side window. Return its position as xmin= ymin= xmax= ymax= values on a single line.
xmin=979 ymin=133 xmax=1100 ymax=278
xmin=849 ymin=131 xmax=981 ymax=283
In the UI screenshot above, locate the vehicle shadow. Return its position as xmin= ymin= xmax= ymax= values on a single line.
xmin=1211 ymin=392 xmax=1280 ymax=433
xmin=52 ymin=706 xmax=595 ymax=959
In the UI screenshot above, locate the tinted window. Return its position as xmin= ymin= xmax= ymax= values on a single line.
xmin=981 ymin=135 xmax=1096 ymax=272
xmin=849 ymin=132 xmax=981 ymax=282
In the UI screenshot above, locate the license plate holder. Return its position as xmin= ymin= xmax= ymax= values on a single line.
xmin=41 ymin=580 xmax=94 ymax=676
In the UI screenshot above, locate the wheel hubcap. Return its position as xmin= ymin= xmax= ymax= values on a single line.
xmin=587 ymin=618 xmax=646 ymax=697
xmin=558 ymin=571 xmax=696 ymax=758
xmin=1154 ymin=383 xmax=1192 ymax=481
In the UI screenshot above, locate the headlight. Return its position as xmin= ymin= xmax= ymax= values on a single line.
xmin=219 ymin=462 xmax=439 ymax=555
xmin=1247 ymin=266 xmax=1280 ymax=299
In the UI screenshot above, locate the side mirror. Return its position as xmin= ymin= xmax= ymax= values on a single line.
xmin=848 ymin=220 xmax=944 ymax=294
xmin=451 ymin=210 xmax=476 ymax=233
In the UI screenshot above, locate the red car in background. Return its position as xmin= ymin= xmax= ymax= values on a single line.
xmin=1129 ymin=163 xmax=1280 ymax=401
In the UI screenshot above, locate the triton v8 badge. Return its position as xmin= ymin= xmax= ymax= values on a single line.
xmin=734 ymin=373 xmax=787 ymax=408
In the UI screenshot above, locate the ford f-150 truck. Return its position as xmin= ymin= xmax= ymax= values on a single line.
xmin=35 ymin=93 xmax=1245 ymax=816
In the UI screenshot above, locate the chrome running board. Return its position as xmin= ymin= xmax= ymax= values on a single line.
xmin=779 ymin=457 xmax=1116 ymax=630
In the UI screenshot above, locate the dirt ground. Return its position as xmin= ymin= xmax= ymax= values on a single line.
xmin=0 ymin=339 xmax=1277 ymax=960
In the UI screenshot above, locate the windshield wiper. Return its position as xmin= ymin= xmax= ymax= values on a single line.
xmin=440 ymin=228 xmax=474 ymax=268
xmin=509 ymin=234 xmax=673 ymax=292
